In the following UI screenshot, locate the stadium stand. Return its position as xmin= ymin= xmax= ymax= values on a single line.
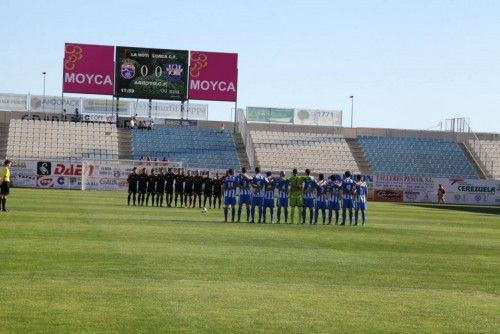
xmin=358 ymin=136 xmax=478 ymax=178
xmin=250 ymin=130 xmax=359 ymax=173
xmin=130 ymin=126 xmax=241 ymax=170
xmin=0 ymin=123 xmax=8 ymax=159
xmin=6 ymin=119 xmax=119 ymax=161
xmin=467 ymin=139 xmax=500 ymax=179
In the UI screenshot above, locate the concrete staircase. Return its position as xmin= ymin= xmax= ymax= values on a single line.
xmin=345 ymin=138 xmax=373 ymax=175
xmin=117 ymin=127 xmax=133 ymax=160
xmin=233 ymin=132 xmax=250 ymax=169
xmin=459 ymin=142 xmax=488 ymax=179
xmin=0 ymin=123 xmax=9 ymax=159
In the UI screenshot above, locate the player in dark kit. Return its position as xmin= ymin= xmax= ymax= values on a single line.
xmin=137 ymin=168 xmax=148 ymax=206
xmin=127 ymin=167 xmax=138 ymax=206
xmin=183 ymin=170 xmax=194 ymax=208
xmin=203 ymin=173 xmax=213 ymax=208
xmin=155 ymin=169 xmax=166 ymax=207
xmin=145 ymin=169 xmax=156 ymax=206
xmin=192 ymin=171 xmax=204 ymax=208
xmin=165 ymin=168 xmax=175 ymax=207
xmin=174 ymin=169 xmax=185 ymax=207
xmin=212 ymin=173 xmax=223 ymax=209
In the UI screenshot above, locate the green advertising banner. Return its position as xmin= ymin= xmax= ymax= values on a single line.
xmin=246 ymin=107 xmax=294 ymax=124
xmin=115 ymin=46 xmax=188 ymax=100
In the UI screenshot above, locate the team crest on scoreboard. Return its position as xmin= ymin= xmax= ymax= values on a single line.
xmin=121 ymin=60 xmax=136 ymax=79
xmin=167 ymin=63 xmax=183 ymax=81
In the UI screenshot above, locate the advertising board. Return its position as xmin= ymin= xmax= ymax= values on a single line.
xmin=372 ymin=174 xmax=500 ymax=205
xmin=63 ymin=43 xmax=115 ymax=95
xmin=246 ymin=107 xmax=294 ymax=124
xmin=0 ymin=93 xmax=28 ymax=111
xmin=293 ymin=109 xmax=342 ymax=126
xmin=29 ymin=95 xmax=81 ymax=113
xmin=129 ymin=100 xmax=208 ymax=120
xmin=189 ymin=51 xmax=238 ymax=102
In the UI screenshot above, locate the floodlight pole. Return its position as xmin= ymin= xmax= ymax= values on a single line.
xmin=233 ymin=101 xmax=237 ymax=134
xmin=42 ymin=72 xmax=47 ymax=112
xmin=349 ymin=95 xmax=354 ymax=128
xmin=234 ymin=68 xmax=239 ymax=134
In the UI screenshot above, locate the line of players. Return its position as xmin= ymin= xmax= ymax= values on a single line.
xmin=126 ymin=166 xmax=368 ymax=226
xmin=222 ymin=167 xmax=367 ymax=226
xmin=126 ymin=167 xmax=225 ymax=209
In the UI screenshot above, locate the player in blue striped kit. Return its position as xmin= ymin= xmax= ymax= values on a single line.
xmin=236 ymin=167 xmax=252 ymax=223
xmin=263 ymin=171 xmax=276 ymax=224
xmin=302 ymin=169 xmax=316 ymax=225
xmin=223 ymin=169 xmax=237 ymax=223
xmin=326 ymin=175 xmax=341 ymax=225
xmin=250 ymin=167 xmax=265 ymax=224
xmin=354 ymin=175 xmax=368 ymax=226
xmin=276 ymin=171 xmax=290 ymax=224
xmin=314 ymin=174 xmax=328 ymax=225
xmin=341 ymin=171 xmax=356 ymax=226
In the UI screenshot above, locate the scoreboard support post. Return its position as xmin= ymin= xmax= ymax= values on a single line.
xmin=115 ymin=97 xmax=120 ymax=128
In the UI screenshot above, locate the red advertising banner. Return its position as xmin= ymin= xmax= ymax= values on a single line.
xmin=188 ymin=51 xmax=238 ymax=102
xmin=63 ymin=43 xmax=114 ymax=95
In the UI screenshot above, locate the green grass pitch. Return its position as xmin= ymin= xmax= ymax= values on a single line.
xmin=1 ymin=189 xmax=499 ymax=333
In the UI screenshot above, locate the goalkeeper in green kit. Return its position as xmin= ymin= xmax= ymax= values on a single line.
xmin=288 ymin=168 xmax=305 ymax=224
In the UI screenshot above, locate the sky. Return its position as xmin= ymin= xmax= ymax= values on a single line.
xmin=1 ymin=0 xmax=499 ymax=133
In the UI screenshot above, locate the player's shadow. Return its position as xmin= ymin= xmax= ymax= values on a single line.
xmin=405 ymin=203 xmax=500 ymax=216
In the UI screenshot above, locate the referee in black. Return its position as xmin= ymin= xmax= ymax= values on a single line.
xmin=0 ymin=159 xmax=12 ymax=212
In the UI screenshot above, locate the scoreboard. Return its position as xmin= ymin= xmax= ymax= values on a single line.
xmin=115 ymin=46 xmax=188 ymax=100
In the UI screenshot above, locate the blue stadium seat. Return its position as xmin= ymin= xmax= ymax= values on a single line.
xmin=358 ymin=136 xmax=478 ymax=178
xmin=131 ymin=126 xmax=241 ymax=170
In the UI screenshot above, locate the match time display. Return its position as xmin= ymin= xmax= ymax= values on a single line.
xmin=115 ymin=46 xmax=188 ymax=100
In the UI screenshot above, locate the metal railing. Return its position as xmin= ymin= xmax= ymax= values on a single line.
xmin=442 ymin=118 xmax=494 ymax=179
xmin=462 ymin=124 xmax=495 ymax=179
xmin=236 ymin=109 xmax=255 ymax=168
